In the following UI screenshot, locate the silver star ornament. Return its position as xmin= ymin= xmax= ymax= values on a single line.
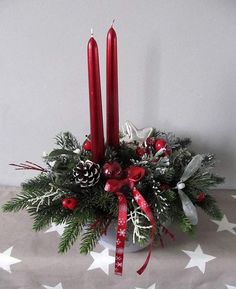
xmin=121 ymin=121 xmax=153 ymax=144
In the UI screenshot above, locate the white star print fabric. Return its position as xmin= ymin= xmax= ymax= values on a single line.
xmin=88 ymin=248 xmax=115 ymax=275
xmin=226 ymin=285 xmax=236 ymax=289
xmin=0 ymin=186 xmax=236 ymax=289
xmin=136 ymin=283 xmax=156 ymax=289
xmin=45 ymin=223 xmax=66 ymax=236
xmin=43 ymin=283 xmax=64 ymax=289
xmin=211 ymin=215 xmax=236 ymax=235
xmin=182 ymin=245 xmax=216 ymax=273
xmin=0 ymin=247 xmax=21 ymax=273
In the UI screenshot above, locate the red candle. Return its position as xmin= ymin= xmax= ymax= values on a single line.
xmin=106 ymin=26 xmax=119 ymax=148
xmin=87 ymin=33 xmax=104 ymax=164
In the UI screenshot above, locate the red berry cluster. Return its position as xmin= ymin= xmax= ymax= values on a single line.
xmin=136 ymin=137 xmax=172 ymax=158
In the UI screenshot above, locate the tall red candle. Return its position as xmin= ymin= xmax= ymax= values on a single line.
xmin=106 ymin=26 xmax=119 ymax=148
xmin=87 ymin=33 xmax=104 ymax=164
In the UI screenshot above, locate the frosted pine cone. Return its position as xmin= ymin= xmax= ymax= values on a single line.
xmin=73 ymin=160 xmax=100 ymax=187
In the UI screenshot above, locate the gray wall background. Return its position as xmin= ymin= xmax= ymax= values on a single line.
xmin=0 ymin=0 xmax=236 ymax=188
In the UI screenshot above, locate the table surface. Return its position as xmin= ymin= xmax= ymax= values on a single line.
xmin=0 ymin=186 xmax=236 ymax=289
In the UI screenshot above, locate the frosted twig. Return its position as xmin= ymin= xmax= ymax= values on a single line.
xmin=128 ymin=206 xmax=152 ymax=243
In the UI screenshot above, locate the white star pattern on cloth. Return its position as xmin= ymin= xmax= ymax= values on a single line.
xmin=88 ymin=248 xmax=115 ymax=275
xmin=211 ymin=215 xmax=236 ymax=236
xmin=226 ymin=285 xmax=236 ymax=289
xmin=0 ymin=246 xmax=21 ymax=273
xmin=182 ymin=245 xmax=216 ymax=273
xmin=42 ymin=283 xmax=64 ymax=289
xmin=45 ymin=223 xmax=66 ymax=236
xmin=136 ymin=283 xmax=156 ymax=289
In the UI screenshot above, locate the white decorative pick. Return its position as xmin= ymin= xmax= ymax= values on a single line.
xmin=121 ymin=121 xmax=153 ymax=144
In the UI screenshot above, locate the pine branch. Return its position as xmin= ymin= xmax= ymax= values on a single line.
xmin=187 ymin=172 xmax=224 ymax=192
xmin=22 ymin=174 xmax=52 ymax=194
xmin=28 ymin=200 xmax=72 ymax=231
xmin=58 ymin=211 xmax=92 ymax=254
xmin=199 ymin=195 xmax=223 ymax=220
xmin=55 ymin=132 xmax=79 ymax=150
xmin=80 ymin=220 xmax=106 ymax=254
xmin=2 ymin=174 xmax=50 ymax=213
xmin=2 ymin=192 xmax=35 ymax=212
xmin=179 ymin=215 xmax=195 ymax=234
xmin=32 ymin=212 xmax=53 ymax=232
xmin=176 ymin=137 xmax=192 ymax=148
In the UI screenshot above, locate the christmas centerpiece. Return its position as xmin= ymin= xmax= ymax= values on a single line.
xmin=2 ymin=25 xmax=224 ymax=276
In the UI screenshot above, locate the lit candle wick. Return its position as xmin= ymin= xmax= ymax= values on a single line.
xmin=111 ymin=19 xmax=115 ymax=28
xmin=90 ymin=28 xmax=94 ymax=37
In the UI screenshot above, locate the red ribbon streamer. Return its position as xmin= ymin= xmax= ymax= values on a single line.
xmin=104 ymin=166 xmax=156 ymax=275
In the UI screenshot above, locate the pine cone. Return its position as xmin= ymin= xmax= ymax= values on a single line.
xmin=73 ymin=160 xmax=101 ymax=187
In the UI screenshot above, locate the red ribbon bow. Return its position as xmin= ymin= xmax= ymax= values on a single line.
xmin=104 ymin=166 xmax=156 ymax=276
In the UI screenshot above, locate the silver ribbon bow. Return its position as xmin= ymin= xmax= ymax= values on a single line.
xmin=176 ymin=154 xmax=203 ymax=225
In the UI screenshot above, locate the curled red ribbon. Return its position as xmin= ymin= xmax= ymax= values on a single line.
xmin=104 ymin=166 xmax=156 ymax=275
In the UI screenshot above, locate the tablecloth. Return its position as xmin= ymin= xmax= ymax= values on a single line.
xmin=0 ymin=186 xmax=235 ymax=289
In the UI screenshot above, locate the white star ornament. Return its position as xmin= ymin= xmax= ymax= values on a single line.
xmin=121 ymin=121 xmax=153 ymax=144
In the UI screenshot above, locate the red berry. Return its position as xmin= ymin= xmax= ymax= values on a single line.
xmin=146 ymin=137 xmax=156 ymax=147
xmin=62 ymin=197 xmax=78 ymax=210
xmin=103 ymin=162 xmax=122 ymax=179
xmin=83 ymin=139 xmax=91 ymax=151
xmin=136 ymin=147 xmax=146 ymax=157
xmin=155 ymin=139 xmax=167 ymax=152
xmin=197 ymin=192 xmax=206 ymax=203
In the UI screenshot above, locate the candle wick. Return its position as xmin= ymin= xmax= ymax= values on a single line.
xmin=111 ymin=19 xmax=115 ymax=28
xmin=90 ymin=28 xmax=94 ymax=37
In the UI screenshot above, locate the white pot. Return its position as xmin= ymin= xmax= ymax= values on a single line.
xmin=99 ymin=221 xmax=150 ymax=253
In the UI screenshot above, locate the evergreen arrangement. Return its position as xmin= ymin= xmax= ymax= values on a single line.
xmin=2 ymin=24 xmax=224 ymax=276
xmin=2 ymin=128 xmax=223 ymax=257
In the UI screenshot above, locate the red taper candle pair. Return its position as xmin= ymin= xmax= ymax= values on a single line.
xmin=87 ymin=25 xmax=119 ymax=164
